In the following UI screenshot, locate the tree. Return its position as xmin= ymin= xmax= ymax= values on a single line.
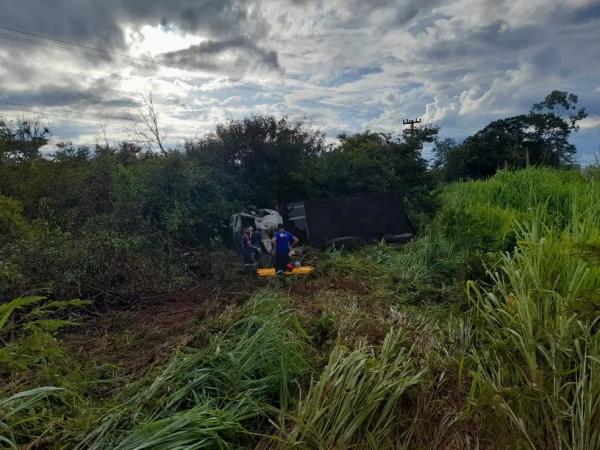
xmin=315 ymin=128 xmax=436 ymax=209
xmin=53 ymin=142 xmax=91 ymax=163
xmin=528 ymin=90 xmax=587 ymax=166
xmin=435 ymin=91 xmax=588 ymax=180
xmin=0 ymin=116 xmax=51 ymax=162
xmin=185 ymin=116 xmax=325 ymax=206
xmin=132 ymin=93 xmax=167 ymax=155
xmin=441 ymin=116 xmax=532 ymax=180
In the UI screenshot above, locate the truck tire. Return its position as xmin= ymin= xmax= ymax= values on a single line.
xmin=325 ymin=236 xmax=364 ymax=249
xmin=382 ymin=233 xmax=413 ymax=244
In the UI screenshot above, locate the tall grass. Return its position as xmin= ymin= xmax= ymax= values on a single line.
xmin=0 ymin=296 xmax=90 ymax=448
xmin=438 ymin=167 xmax=600 ymax=253
xmin=0 ymin=387 xmax=67 ymax=449
xmin=323 ymin=233 xmax=465 ymax=305
xmin=284 ymin=329 xmax=423 ymax=449
xmin=468 ymin=207 xmax=600 ymax=449
xmin=78 ymin=291 xmax=308 ymax=449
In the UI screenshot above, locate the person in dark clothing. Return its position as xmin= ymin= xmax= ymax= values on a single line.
xmin=242 ymin=227 xmax=258 ymax=266
xmin=272 ymin=223 xmax=299 ymax=273
xmin=251 ymin=228 xmax=266 ymax=260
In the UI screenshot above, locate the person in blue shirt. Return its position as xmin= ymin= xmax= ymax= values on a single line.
xmin=272 ymin=223 xmax=299 ymax=273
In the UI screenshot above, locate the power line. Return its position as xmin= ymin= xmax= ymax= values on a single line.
xmin=0 ymin=25 xmax=159 ymax=69
xmin=0 ymin=24 xmax=382 ymax=116
xmin=0 ymin=31 xmax=158 ymax=70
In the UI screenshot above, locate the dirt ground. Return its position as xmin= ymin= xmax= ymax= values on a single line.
xmin=63 ymin=276 xmax=257 ymax=379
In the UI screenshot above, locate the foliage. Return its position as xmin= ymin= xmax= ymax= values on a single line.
xmin=78 ymin=291 xmax=308 ymax=449
xmin=323 ymin=233 xmax=465 ymax=305
xmin=185 ymin=116 xmax=326 ymax=206
xmin=0 ymin=296 xmax=88 ymax=375
xmin=0 ymin=294 xmax=92 ymax=448
xmin=0 ymin=196 xmax=28 ymax=246
xmin=0 ymin=387 xmax=68 ymax=449
xmin=468 ymin=210 xmax=600 ymax=449
xmin=436 ymin=167 xmax=600 ymax=253
xmin=0 ymin=113 xmax=445 ymax=302
xmin=0 ymin=116 xmax=51 ymax=162
xmin=316 ymin=130 xmax=434 ymax=195
xmin=434 ymin=91 xmax=587 ymax=180
xmin=285 ymin=329 xmax=422 ymax=449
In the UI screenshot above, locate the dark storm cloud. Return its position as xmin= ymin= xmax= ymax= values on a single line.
xmin=0 ymin=0 xmax=126 ymax=49
xmin=158 ymin=37 xmax=280 ymax=76
xmin=3 ymin=83 xmax=139 ymax=111
xmin=0 ymin=0 xmax=268 ymax=49
xmin=120 ymin=0 xmax=269 ymax=38
xmin=422 ymin=22 xmax=537 ymax=61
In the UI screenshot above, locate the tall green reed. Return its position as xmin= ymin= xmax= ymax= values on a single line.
xmin=468 ymin=206 xmax=600 ymax=449
xmin=285 ymin=329 xmax=423 ymax=449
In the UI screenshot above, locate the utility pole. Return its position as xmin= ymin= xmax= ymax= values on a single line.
xmin=402 ymin=118 xmax=422 ymax=131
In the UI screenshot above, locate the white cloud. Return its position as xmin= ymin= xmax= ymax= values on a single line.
xmin=0 ymin=0 xmax=598 ymax=163
xmin=579 ymin=116 xmax=600 ymax=130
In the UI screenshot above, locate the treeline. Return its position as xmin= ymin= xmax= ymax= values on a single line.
xmin=0 ymin=90 xmax=589 ymax=301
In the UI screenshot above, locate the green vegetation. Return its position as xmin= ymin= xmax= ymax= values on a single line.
xmin=4 ymin=166 xmax=597 ymax=449
xmin=78 ymin=292 xmax=307 ymax=449
xmin=432 ymin=91 xmax=587 ymax=181
xmin=1 ymin=92 xmax=598 ymax=449
xmin=286 ymin=330 xmax=423 ymax=449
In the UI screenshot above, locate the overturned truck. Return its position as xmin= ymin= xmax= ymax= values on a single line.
xmin=230 ymin=192 xmax=413 ymax=253
xmin=280 ymin=191 xmax=413 ymax=248
xmin=230 ymin=208 xmax=282 ymax=254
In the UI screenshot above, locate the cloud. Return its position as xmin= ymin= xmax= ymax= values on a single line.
xmin=0 ymin=0 xmax=270 ymax=53
xmin=158 ymin=37 xmax=281 ymax=77
xmin=423 ymin=94 xmax=458 ymax=122
xmin=3 ymin=84 xmax=138 ymax=110
xmin=0 ymin=0 xmax=598 ymax=163
xmin=579 ymin=116 xmax=600 ymax=130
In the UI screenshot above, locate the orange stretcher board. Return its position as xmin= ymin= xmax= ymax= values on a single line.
xmin=257 ymin=266 xmax=314 ymax=277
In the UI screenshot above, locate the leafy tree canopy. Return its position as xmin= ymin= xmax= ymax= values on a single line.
xmin=433 ymin=90 xmax=587 ymax=180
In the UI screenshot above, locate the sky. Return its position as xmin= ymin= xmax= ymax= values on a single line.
xmin=0 ymin=0 xmax=599 ymax=164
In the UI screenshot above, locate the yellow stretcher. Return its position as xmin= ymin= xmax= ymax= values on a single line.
xmin=257 ymin=266 xmax=314 ymax=277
